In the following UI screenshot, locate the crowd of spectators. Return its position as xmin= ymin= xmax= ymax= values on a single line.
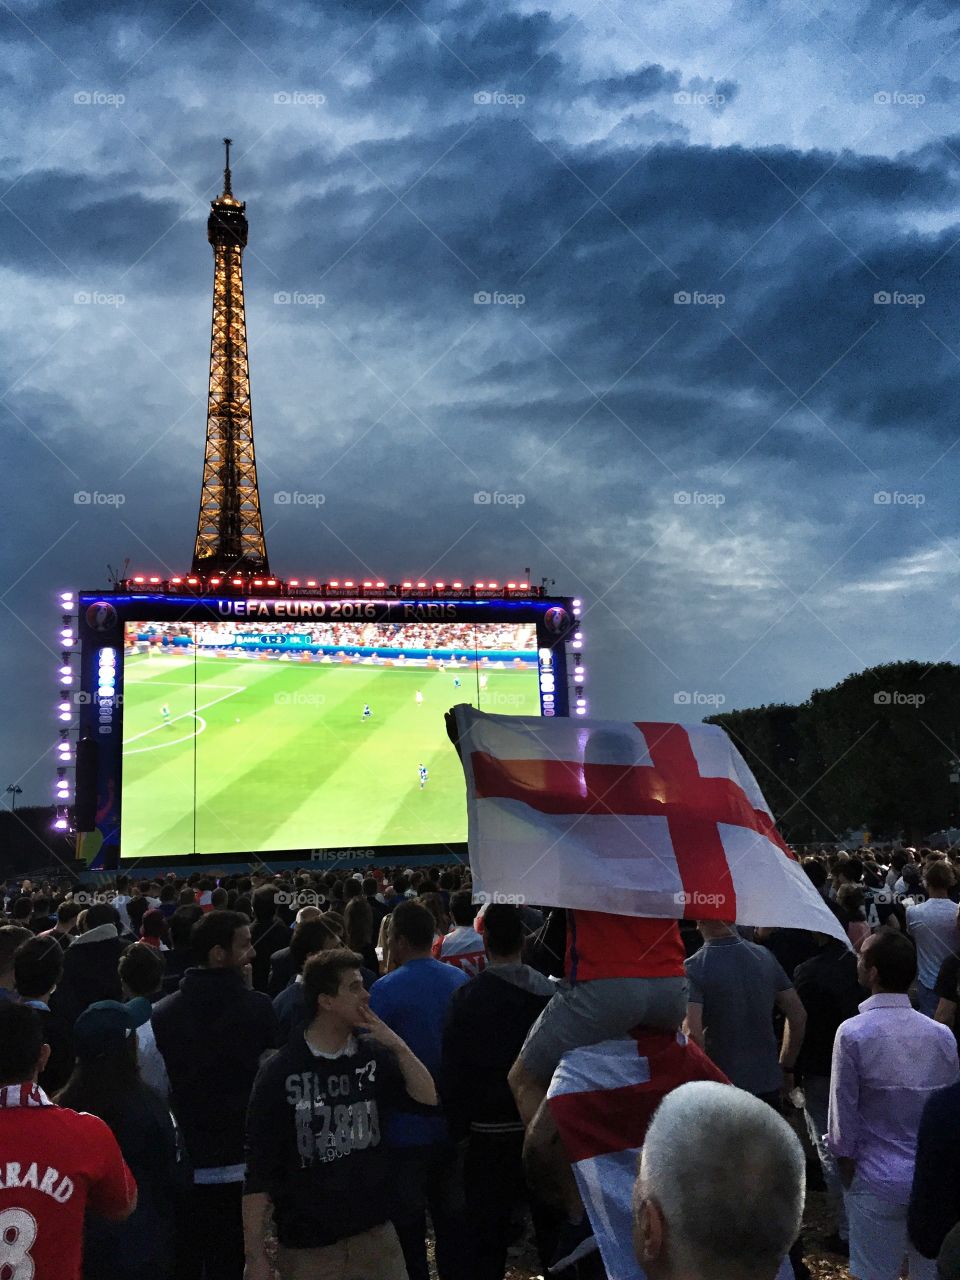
xmin=0 ymin=844 xmax=959 ymax=1280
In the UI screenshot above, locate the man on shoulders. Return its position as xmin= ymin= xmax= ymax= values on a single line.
xmin=0 ymin=1002 xmax=137 ymax=1280
xmin=828 ymin=929 xmax=958 ymax=1280
xmin=244 ymin=948 xmax=438 ymax=1280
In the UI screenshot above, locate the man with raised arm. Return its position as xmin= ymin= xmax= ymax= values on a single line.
xmin=243 ymin=947 xmax=439 ymax=1280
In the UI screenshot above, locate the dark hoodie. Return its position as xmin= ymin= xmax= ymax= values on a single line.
xmin=440 ymin=962 xmax=555 ymax=1139
xmin=151 ymin=967 xmax=278 ymax=1171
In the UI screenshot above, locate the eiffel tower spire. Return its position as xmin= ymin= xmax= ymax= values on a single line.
xmin=191 ymin=139 xmax=270 ymax=576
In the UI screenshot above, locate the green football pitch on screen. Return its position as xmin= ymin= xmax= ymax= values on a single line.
xmin=119 ymin=648 xmax=540 ymax=857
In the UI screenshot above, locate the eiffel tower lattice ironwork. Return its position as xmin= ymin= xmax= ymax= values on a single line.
xmin=191 ymin=139 xmax=270 ymax=575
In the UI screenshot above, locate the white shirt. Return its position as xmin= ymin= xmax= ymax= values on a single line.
xmin=906 ymin=897 xmax=960 ymax=988
xmin=137 ymin=1021 xmax=171 ymax=1099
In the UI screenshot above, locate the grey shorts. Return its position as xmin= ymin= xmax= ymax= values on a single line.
xmin=520 ymin=975 xmax=688 ymax=1083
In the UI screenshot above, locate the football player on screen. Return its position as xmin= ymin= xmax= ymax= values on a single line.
xmin=415 ymin=689 xmax=423 ymax=705
xmin=161 ymin=703 xmax=171 ymax=727
xmin=362 ymin=704 xmax=373 ymax=721
xmin=418 ymin=762 xmax=428 ymax=789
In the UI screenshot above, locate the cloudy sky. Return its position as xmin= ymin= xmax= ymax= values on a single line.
xmin=2 ymin=0 xmax=960 ymax=804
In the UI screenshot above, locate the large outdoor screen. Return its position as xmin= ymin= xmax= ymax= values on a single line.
xmin=118 ymin=618 xmax=541 ymax=857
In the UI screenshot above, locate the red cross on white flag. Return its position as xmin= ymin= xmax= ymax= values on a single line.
xmin=452 ymin=706 xmax=847 ymax=942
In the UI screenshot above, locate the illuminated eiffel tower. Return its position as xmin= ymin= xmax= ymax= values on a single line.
xmin=191 ymin=139 xmax=270 ymax=576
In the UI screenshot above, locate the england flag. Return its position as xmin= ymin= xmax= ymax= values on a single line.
xmin=548 ymin=1031 xmax=794 ymax=1280
xmin=451 ymin=706 xmax=847 ymax=942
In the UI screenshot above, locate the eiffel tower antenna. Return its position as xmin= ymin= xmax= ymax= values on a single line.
xmin=191 ymin=141 xmax=270 ymax=575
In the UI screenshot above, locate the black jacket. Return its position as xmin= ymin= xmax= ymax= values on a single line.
xmin=909 ymin=1080 xmax=960 ymax=1259
xmin=793 ymin=939 xmax=866 ymax=1079
xmin=250 ymin=918 xmax=291 ymax=993
xmin=152 ymin=967 xmax=278 ymax=1170
xmin=160 ymin=945 xmax=194 ymax=996
xmin=267 ymin=946 xmax=295 ymax=998
xmin=440 ymin=963 xmax=554 ymax=1139
xmin=81 ymin=1086 xmax=182 ymax=1280
xmin=50 ymin=926 xmax=131 ymax=1028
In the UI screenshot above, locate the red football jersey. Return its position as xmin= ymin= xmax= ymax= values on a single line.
xmin=0 ymin=1083 xmax=136 ymax=1280
xmin=566 ymin=910 xmax=685 ymax=982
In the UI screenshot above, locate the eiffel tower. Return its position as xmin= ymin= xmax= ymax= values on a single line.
xmin=191 ymin=139 xmax=270 ymax=576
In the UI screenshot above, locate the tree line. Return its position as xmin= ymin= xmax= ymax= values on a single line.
xmin=706 ymin=661 xmax=960 ymax=844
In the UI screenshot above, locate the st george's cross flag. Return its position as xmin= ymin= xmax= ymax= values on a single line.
xmin=547 ymin=1031 xmax=794 ymax=1280
xmin=451 ymin=706 xmax=847 ymax=943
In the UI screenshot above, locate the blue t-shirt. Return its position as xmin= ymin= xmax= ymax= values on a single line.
xmin=369 ymin=957 xmax=470 ymax=1146
xmin=684 ymin=935 xmax=793 ymax=1096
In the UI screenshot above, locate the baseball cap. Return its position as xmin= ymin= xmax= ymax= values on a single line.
xmin=73 ymin=997 xmax=152 ymax=1062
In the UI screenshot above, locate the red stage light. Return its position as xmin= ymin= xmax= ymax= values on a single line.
xmin=376 ymin=581 xmax=386 ymax=588
xmin=187 ymin=577 xmax=199 ymax=585
xmin=267 ymin=579 xmax=276 ymax=586
xmin=363 ymin=581 xmax=372 ymax=588
xmin=453 ymin=581 xmax=462 ymax=588
xmin=171 ymin=577 xmax=182 ymax=584
xmin=252 ymin=579 xmax=263 ymax=586
xmin=232 ymin=578 xmax=243 ymax=585
xmin=306 ymin=579 xmax=317 ymax=587
xmin=330 ymin=580 xmax=339 ymax=587
xmin=507 ymin=582 xmax=516 ymax=589
xmin=210 ymin=577 xmax=221 ymax=586
xmin=344 ymin=580 xmax=354 ymax=587
xmin=149 ymin=576 xmax=160 ymax=584
xmin=402 ymin=581 xmax=412 ymax=588
xmin=417 ymin=581 xmax=426 ymax=589
xmin=289 ymin=579 xmax=299 ymax=586
xmin=133 ymin=576 xmax=144 ymax=583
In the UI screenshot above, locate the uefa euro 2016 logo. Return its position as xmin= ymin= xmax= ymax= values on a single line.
xmin=543 ymin=606 xmax=569 ymax=635
xmin=85 ymin=601 xmax=118 ymax=633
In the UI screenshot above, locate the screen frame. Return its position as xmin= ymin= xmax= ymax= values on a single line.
xmin=76 ymin=592 xmax=575 ymax=868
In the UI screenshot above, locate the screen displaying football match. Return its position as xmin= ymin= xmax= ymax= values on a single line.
xmin=119 ymin=618 xmax=541 ymax=857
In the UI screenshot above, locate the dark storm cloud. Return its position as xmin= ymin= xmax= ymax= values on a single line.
xmin=2 ymin=0 xmax=960 ymax=804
